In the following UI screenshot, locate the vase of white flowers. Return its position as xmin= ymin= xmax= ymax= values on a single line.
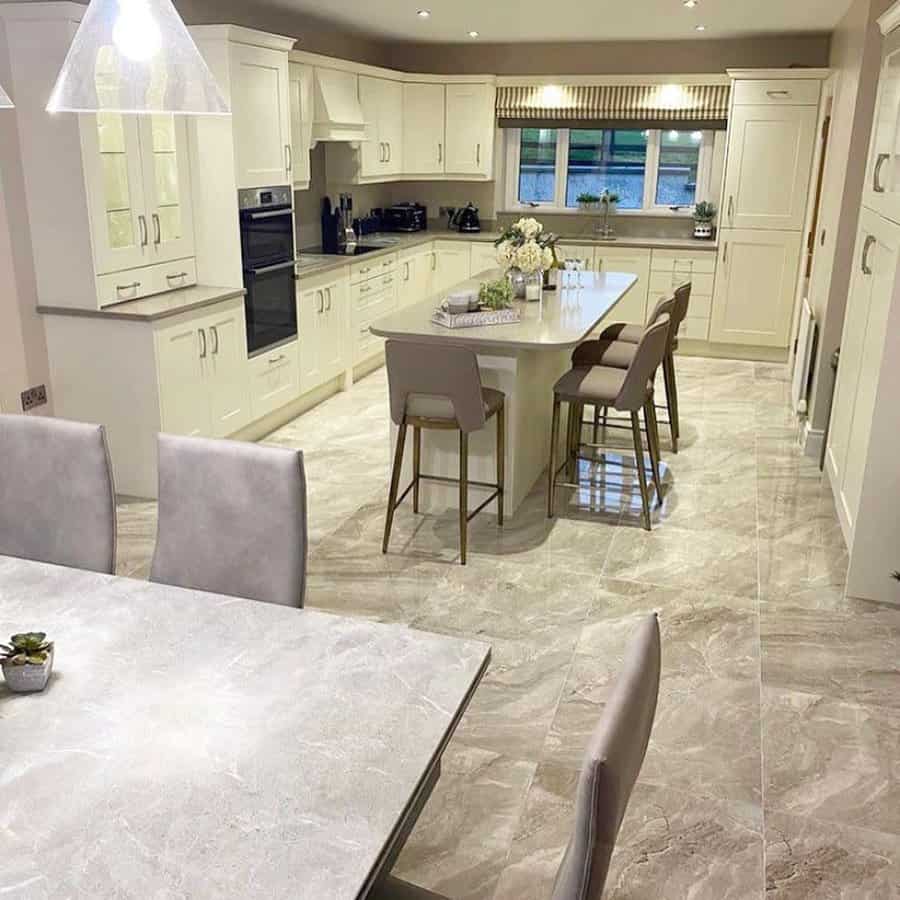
xmin=494 ymin=217 xmax=558 ymax=301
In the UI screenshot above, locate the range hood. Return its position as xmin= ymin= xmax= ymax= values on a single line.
xmin=311 ymin=67 xmax=369 ymax=145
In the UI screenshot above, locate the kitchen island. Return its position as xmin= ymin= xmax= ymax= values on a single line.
xmin=370 ymin=269 xmax=637 ymax=516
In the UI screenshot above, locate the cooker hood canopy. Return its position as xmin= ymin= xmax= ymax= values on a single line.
xmin=311 ymin=67 xmax=369 ymax=144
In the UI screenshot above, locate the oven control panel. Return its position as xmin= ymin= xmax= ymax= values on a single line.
xmin=238 ymin=185 xmax=292 ymax=210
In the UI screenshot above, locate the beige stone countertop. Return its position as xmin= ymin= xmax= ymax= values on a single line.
xmin=369 ymin=269 xmax=637 ymax=352
xmin=37 ymin=285 xmax=246 ymax=322
xmin=294 ymin=231 xmax=717 ymax=281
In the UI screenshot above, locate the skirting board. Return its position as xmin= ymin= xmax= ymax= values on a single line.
xmin=676 ymin=339 xmax=789 ymax=363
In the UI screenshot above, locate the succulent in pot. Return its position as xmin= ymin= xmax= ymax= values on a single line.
xmin=693 ymin=201 xmax=716 ymax=239
xmin=1 ymin=631 xmax=55 ymax=693
xmin=576 ymin=192 xmax=601 ymax=211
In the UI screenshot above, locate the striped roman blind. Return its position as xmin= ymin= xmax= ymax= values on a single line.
xmin=496 ymin=83 xmax=730 ymax=128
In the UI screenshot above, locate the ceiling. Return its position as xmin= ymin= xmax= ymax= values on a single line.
xmin=278 ymin=0 xmax=851 ymax=43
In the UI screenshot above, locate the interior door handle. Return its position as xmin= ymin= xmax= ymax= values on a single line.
xmin=210 ymin=325 xmax=219 ymax=355
xmin=873 ymin=153 xmax=889 ymax=193
xmin=198 ymin=328 xmax=207 ymax=359
xmin=152 ymin=213 xmax=161 ymax=246
xmin=861 ymin=234 xmax=876 ymax=274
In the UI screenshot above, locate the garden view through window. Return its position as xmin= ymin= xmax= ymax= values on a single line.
xmin=515 ymin=127 xmax=706 ymax=211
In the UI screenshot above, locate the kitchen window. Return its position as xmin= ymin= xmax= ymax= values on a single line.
xmin=506 ymin=126 xmax=715 ymax=213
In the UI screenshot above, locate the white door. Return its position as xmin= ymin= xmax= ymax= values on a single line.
xmin=862 ymin=28 xmax=900 ymax=224
xmin=470 ymin=242 xmax=500 ymax=276
xmin=402 ymin=83 xmax=445 ymax=175
xmin=81 ymin=112 xmax=150 ymax=274
xmin=444 ymin=83 xmax=493 ymax=176
xmin=320 ymin=278 xmax=347 ymax=379
xmin=722 ymin=104 xmax=818 ymax=231
xmin=595 ymin=248 xmax=651 ymax=325
xmin=709 ymin=228 xmax=802 ymax=347
xmin=288 ymin=62 xmax=313 ymax=189
xmin=433 ymin=242 xmax=471 ymax=294
xmin=230 ymin=42 xmax=291 ymax=188
xmin=203 ymin=303 xmax=251 ymax=438
xmin=138 ymin=115 xmax=195 ymax=264
xmin=155 ymin=321 xmax=211 ymax=437
xmin=826 ymin=208 xmax=900 ymax=535
xmin=298 ymin=284 xmax=325 ymax=392
xmin=380 ymin=79 xmax=404 ymax=176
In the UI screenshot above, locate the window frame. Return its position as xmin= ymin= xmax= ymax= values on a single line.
xmin=504 ymin=126 xmax=715 ymax=215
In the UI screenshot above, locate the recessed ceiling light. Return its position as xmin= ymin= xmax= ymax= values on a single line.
xmin=695 ymin=24 xmax=706 ymax=31
xmin=468 ymin=30 xmax=479 ymax=38
xmin=683 ymin=0 xmax=698 ymax=7
xmin=416 ymin=9 xmax=431 ymax=18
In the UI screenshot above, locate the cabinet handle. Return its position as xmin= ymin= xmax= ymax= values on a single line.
xmin=116 ymin=280 xmax=141 ymax=294
xmin=138 ymin=215 xmax=148 ymax=247
xmin=317 ymin=290 xmax=324 ymax=313
xmin=166 ymin=271 xmax=188 ymax=283
xmin=325 ymin=287 xmax=332 ymax=311
xmin=404 ymin=261 xmax=410 ymax=280
xmin=722 ymin=242 xmax=728 ymax=266
xmin=437 ymin=142 xmax=442 ymax=164
xmin=210 ymin=325 xmax=219 ymax=355
xmin=861 ymin=234 xmax=875 ymax=275
xmin=820 ymin=228 xmax=826 ymax=247
xmin=727 ymin=195 xmax=734 ymax=223
xmin=873 ymin=153 xmax=889 ymax=193
xmin=766 ymin=89 xmax=791 ymax=98
xmin=431 ymin=252 xmax=437 ymax=271
xmin=476 ymin=143 xmax=480 ymax=165
xmin=152 ymin=213 xmax=161 ymax=246
xmin=359 ymin=266 xmax=371 ymax=275
xmin=285 ymin=143 xmax=292 ymax=174
xmin=386 ymin=142 xmax=391 ymax=163
xmin=360 ymin=325 xmax=370 ymax=336
xmin=268 ymin=354 xmax=286 ymax=364
xmin=383 ymin=276 xmax=393 ymax=287
xmin=199 ymin=328 xmax=207 ymax=359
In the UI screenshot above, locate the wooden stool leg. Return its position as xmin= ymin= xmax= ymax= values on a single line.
xmin=459 ymin=430 xmax=469 ymax=564
xmin=645 ymin=399 xmax=663 ymax=504
xmin=630 ymin=411 xmax=652 ymax=531
xmin=412 ymin=426 xmax=422 ymax=513
xmin=548 ymin=398 xmax=561 ymax=518
xmin=593 ymin=405 xmax=600 ymax=444
xmin=663 ymin=352 xmax=679 ymax=452
xmin=383 ymin=422 xmax=408 ymax=553
xmin=496 ymin=403 xmax=505 ymax=527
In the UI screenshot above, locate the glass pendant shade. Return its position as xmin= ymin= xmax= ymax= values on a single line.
xmin=47 ymin=0 xmax=229 ymax=115
xmin=0 ymin=82 xmax=12 ymax=108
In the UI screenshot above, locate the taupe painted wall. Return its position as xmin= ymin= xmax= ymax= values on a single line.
xmin=806 ymin=0 xmax=890 ymax=436
xmin=384 ymin=34 xmax=831 ymax=75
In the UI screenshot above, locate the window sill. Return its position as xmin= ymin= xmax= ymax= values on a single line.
xmin=499 ymin=207 xmax=696 ymax=218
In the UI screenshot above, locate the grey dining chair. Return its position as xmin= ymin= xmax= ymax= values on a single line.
xmin=150 ymin=434 xmax=307 ymax=607
xmin=549 ymin=316 xmax=670 ymax=529
xmin=596 ymin=282 xmax=692 ymax=451
xmin=383 ymin=339 xmax=505 ymax=565
xmin=370 ymin=613 xmax=661 ymax=900
xmin=0 ymin=413 xmax=116 ymax=573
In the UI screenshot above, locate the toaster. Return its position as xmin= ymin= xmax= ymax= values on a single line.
xmin=384 ymin=203 xmax=427 ymax=232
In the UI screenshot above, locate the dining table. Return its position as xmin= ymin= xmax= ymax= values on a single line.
xmin=0 ymin=555 xmax=490 ymax=898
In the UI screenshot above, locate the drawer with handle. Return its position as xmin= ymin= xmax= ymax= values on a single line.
xmin=351 ymin=253 xmax=397 ymax=285
xmin=352 ymin=275 xmax=397 ymax=311
xmin=649 ymin=270 xmax=714 ymax=296
xmin=732 ymin=79 xmax=821 ymax=107
xmin=650 ymin=250 xmax=716 ymax=274
xmin=96 ymin=257 xmax=198 ymax=308
xmin=248 ymin=340 xmax=300 ymax=419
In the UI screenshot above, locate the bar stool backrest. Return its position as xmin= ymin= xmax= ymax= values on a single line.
xmin=385 ymin=340 xmax=486 ymax=433
xmin=614 ymin=315 xmax=671 ymax=411
xmin=672 ymin=281 xmax=692 ymax=333
xmin=646 ymin=293 xmax=676 ymax=328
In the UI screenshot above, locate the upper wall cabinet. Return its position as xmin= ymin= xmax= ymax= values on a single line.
xmin=862 ymin=26 xmax=900 ymax=224
xmin=402 ymin=83 xmax=445 ymax=176
xmin=721 ymin=102 xmax=818 ymax=231
xmin=444 ymin=83 xmax=495 ymax=177
xmin=359 ymin=76 xmax=404 ymax=178
xmin=230 ymin=41 xmax=293 ymax=189
xmin=289 ymin=62 xmax=314 ymax=190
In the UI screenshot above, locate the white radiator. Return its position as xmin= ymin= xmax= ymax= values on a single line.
xmin=791 ymin=298 xmax=816 ymax=414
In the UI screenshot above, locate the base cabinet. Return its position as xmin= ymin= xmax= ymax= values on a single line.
xmin=470 ymin=242 xmax=499 ymax=277
xmin=399 ymin=245 xmax=435 ymax=308
xmin=432 ymin=240 xmax=472 ymax=294
xmin=709 ymin=228 xmax=802 ymax=347
xmin=298 ymin=271 xmax=348 ymax=393
xmin=249 ymin=341 xmax=301 ymax=419
xmin=595 ymin=247 xmax=651 ymax=325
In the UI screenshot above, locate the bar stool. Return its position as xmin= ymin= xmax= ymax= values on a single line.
xmin=382 ymin=340 xmax=505 ymax=565
xmin=596 ymin=282 xmax=691 ymax=451
xmin=548 ymin=316 xmax=670 ymax=530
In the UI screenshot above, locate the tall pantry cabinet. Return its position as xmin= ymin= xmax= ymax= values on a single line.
xmin=710 ymin=71 xmax=822 ymax=349
xmin=826 ymin=3 xmax=900 ymax=606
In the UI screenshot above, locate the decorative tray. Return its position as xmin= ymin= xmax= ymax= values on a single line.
xmin=431 ymin=307 xmax=521 ymax=329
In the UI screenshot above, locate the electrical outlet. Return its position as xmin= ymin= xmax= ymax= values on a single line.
xmin=439 ymin=206 xmax=454 ymax=217
xmin=20 ymin=384 xmax=47 ymax=412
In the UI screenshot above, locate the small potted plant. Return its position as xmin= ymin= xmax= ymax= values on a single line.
xmin=576 ymin=192 xmax=601 ymax=211
xmin=693 ymin=201 xmax=716 ymax=240
xmin=478 ymin=277 xmax=514 ymax=311
xmin=1 ymin=632 xmax=54 ymax=693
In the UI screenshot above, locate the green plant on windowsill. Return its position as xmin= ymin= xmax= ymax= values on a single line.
xmin=694 ymin=201 xmax=717 ymax=222
xmin=478 ymin=277 xmax=514 ymax=311
xmin=577 ymin=192 xmax=601 ymax=208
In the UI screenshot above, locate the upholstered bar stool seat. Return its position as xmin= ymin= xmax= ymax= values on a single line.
xmin=405 ymin=387 xmax=505 ymax=422
xmin=553 ymin=366 xmax=630 ymax=406
xmin=596 ymin=321 xmax=645 ymax=343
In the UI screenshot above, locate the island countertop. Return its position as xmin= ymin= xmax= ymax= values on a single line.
xmin=369 ymin=269 xmax=637 ymax=352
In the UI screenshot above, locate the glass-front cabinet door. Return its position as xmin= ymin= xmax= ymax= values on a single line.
xmin=138 ymin=115 xmax=195 ymax=265
xmin=81 ymin=111 xmax=149 ymax=274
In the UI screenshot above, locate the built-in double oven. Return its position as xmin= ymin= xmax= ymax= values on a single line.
xmin=238 ymin=186 xmax=297 ymax=356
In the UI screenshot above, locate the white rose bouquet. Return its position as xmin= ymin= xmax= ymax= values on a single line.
xmin=494 ymin=217 xmax=559 ymax=275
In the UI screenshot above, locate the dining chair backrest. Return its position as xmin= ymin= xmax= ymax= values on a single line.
xmin=614 ymin=315 xmax=670 ymax=411
xmin=550 ymin=613 xmax=661 ymax=900
xmin=150 ymin=434 xmax=307 ymax=608
xmin=385 ymin=340 xmax=486 ymax=433
xmin=0 ymin=414 xmax=116 ymax=573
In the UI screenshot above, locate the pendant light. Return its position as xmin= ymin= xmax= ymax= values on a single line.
xmin=46 ymin=0 xmax=229 ymax=115
xmin=0 ymin=83 xmax=12 ymax=108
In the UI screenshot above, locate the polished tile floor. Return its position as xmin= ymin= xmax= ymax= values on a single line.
xmin=117 ymin=356 xmax=900 ymax=899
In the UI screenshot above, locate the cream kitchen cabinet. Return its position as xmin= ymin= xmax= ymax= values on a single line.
xmin=358 ymin=76 xmax=404 ymax=178
xmin=298 ymin=270 xmax=348 ymax=392
xmin=432 ymin=240 xmax=472 ymax=294
xmin=248 ymin=341 xmax=301 ymax=419
xmin=595 ymin=246 xmax=651 ymax=325
xmin=721 ymin=102 xmax=818 ymax=231
xmin=649 ymin=249 xmax=717 ymax=341
xmin=402 ymin=83 xmax=446 ymax=176
xmin=399 ymin=244 xmax=435 ymax=307
xmin=229 ymin=41 xmax=292 ymax=189
xmin=444 ymin=83 xmax=495 ymax=177
xmin=155 ymin=297 xmax=252 ymax=438
xmin=470 ymin=241 xmax=500 ymax=276
xmin=288 ymin=62 xmax=313 ymax=190
xmin=556 ymin=244 xmax=595 ymax=270
xmin=81 ymin=113 xmax=195 ymax=280
xmin=351 ymin=257 xmax=398 ymax=364
xmin=709 ymin=228 xmax=802 ymax=347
